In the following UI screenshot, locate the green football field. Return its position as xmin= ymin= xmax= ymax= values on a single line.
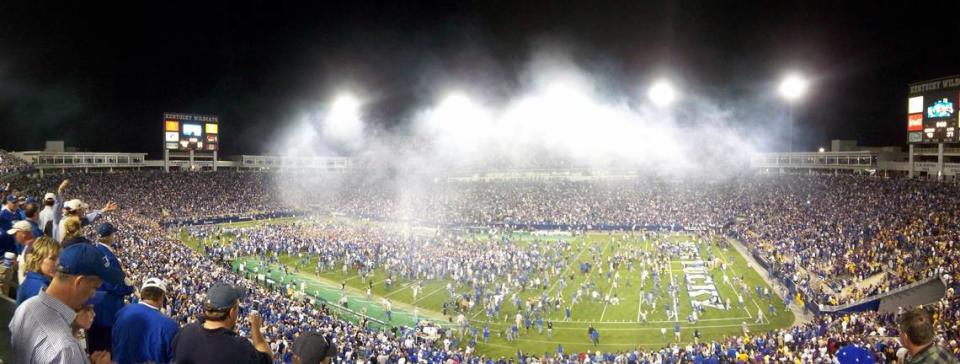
xmin=179 ymin=218 xmax=794 ymax=358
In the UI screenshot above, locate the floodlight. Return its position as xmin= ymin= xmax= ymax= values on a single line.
xmin=648 ymin=80 xmax=676 ymax=107
xmin=778 ymin=73 xmax=808 ymax=101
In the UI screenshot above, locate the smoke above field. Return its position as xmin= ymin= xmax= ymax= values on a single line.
xmin=273 ymin=50 xmax=784 ymax=178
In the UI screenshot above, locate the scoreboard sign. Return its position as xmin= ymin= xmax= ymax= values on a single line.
xmin=908 ymin=76 xmax=960 ymax=144
xmin=163 ymin=112 xmax=219 ymax=151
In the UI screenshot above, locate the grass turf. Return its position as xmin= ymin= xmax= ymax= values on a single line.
xmin=178 ymin=218 xmax=793 ymax=358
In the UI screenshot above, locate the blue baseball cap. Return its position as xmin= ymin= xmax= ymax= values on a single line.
xmin=836 ymin=345 xmax=875 ymax=364
xmin=96 ymin=223 xmax=116 ymax=237
xmin=57 ymin=244 xmax=123 ymax=285
xmin=204 ymin=281 xmax=245 ymax=310
xmin=85 ymin=291 xmax=106 ymax=306
xmin=5 ymin=195 xmax=16 ymax=203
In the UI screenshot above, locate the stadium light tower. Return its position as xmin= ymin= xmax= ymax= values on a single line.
xmin=648 ymin=80 xmax=676 ymax=107
xmin=778 ymin=73 xmax=808 ymax=153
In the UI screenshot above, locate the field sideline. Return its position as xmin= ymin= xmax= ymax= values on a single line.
xmin=178 ymin=217 xmax=794 ymax=358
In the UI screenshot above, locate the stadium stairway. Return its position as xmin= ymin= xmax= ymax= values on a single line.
xmin=834 ymin=271 xmax=887 ymax=301
xmin=818 ymin=276 xmax=947 ymax=314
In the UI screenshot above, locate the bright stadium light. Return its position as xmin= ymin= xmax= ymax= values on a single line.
xmin=323 ymin=93 xmax=364 ymax=149
xmin=331 ymin=94 xmax=360 ymax=119
xmin=648 ymin=80 xmax=676 ymax=107
xmin=818 ymin=147 xmax=825 ymax=153
xmin=415 ymin=91 xmax=495 ymax=158
xmin=778 ymin=73 xmax=809 ymax=153
xmin=778 ymin=73 xmax=808 ymax=101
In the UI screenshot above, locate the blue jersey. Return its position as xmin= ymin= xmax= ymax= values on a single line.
xmin=112 ymin=303 xmax=179 ymax=364
xmin=93 ymin=243 xmax=133 ymax=327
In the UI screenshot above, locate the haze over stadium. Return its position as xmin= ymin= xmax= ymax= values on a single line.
xmin=2 ymin=2 xmax=960 ymax=364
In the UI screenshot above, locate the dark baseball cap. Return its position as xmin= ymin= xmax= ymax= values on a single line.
xmin=204 ymin=281 xmax=245 ymax=310
xmin=57 ymin=244 xmax=124 ymax=285
xmin=292 ymin=332 xmax=337 ymax=364
xmin=5 ymin=195 xmax=16 ymax=203
xmin=96 ymin=223 xmax=116 ymax=237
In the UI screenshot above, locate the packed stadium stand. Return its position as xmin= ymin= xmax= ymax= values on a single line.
xmin=1 ymin=147 xmax=959 ymax=364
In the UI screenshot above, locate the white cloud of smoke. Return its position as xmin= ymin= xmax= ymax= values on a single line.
xmin=269 ymin=48 xmax=780 ymax=211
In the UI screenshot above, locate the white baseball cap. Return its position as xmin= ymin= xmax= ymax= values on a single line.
xmin=141 ymin=277 xmax=167 ymax=292
xmin=6 ymin=220 xmax=31 ymax=235
xmin=64 ymin=199 xmax=88 ymax=211
xmin=43 ymin=193 xmax=56 ymax=201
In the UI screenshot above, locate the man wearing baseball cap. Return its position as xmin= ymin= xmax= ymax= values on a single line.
xmin=172 ymin=281 xmax=273 ymax=363
xmin=86 ymin=222 xmax=134 ymax=354
xmin=8 ymin=220 xmax=36 ymax=283
xmin=0 ymin=193 xmax=23 ymax=254
xmin=51 ymin=178 xmax=117 ymax=243
xmin=38 ymin=192 xmax=56 ymax=237
xmin=112 ymin=278 xmax=180 ymax=364
xmin=9 ymin=243 xmax=124 ymax=364
xmin=292 ymin=332 xmax=338 ymax=364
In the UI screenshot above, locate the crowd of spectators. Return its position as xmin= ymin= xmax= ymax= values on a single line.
xmin=2 ymin=170 xmax=959 ymax=363
xmin=0 ymin=150 xmax=33 ymax=176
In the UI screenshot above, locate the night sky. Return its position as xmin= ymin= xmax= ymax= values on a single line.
xmin=1 ymin=1 xmax=958 ymax=157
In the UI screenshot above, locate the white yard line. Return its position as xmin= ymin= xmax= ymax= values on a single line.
xmin=413 ymin=285 xmax=447 ymax=304
xmin=471 ymin=315 xmax=753 ymax=326
xmin=546 ymin=236 xmax=590 ymax=296
xmin=636 ymin=288 xmax=645 ymax=321
xmin=383 ymin=281 xmax=416 ymax=298
xmin=720 ymin=252 xmax=761 ymax=320
xmin=596 ymin=237 xmax=616 ymax=321
xmin=599 ymin=282 xmax=617 ymax=321
xmin=669 ymin=264 xmax=680 ymax=323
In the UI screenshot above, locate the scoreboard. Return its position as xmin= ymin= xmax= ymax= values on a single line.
xmin=163 ymin=112 xmax=219 ymax=151
xmin=908 ymin=76 xmax=960 ymax=144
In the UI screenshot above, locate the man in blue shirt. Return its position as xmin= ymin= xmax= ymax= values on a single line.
xmin=21 ymin=202 xmax=43 ymax=243
xmin=0 ymin=194 xmax=23 ymax=254
xmin=88 ymin=223 xmax=135 ymax=353
xmin=112 ymin=278 xmax=180 ymax=364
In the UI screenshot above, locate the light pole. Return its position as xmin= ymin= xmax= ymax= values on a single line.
xmin=779 ymin=73 xmax=808 ymax=153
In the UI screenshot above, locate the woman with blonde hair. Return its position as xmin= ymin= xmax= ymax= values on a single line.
xmin=15 ymin=236 xmax=61 ymax=305
xmin=61 ymin=216 xmax=93 ymax=247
